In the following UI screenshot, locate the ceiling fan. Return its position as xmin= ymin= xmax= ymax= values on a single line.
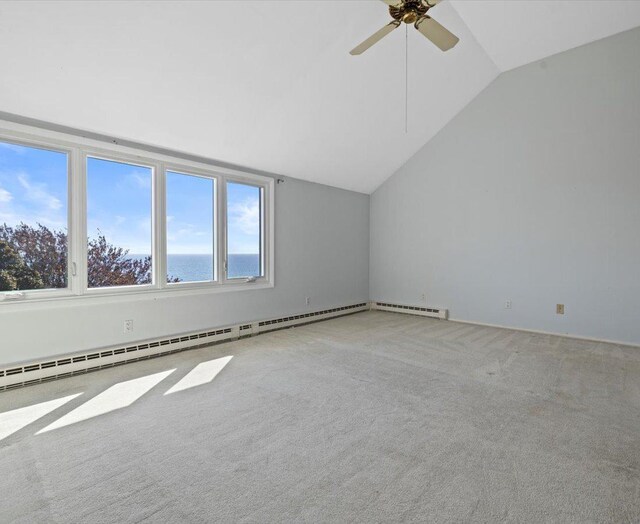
xmin=350 ymin=0 xmax=459 ymax=55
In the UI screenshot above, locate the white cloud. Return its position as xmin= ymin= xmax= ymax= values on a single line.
xmin=130 ymin=172 xmax=151 ymax=190
xmin=170 ymin=223 xmax=197 ymax=240
xmin=229 ymin=199 xmax=259 ymax=235
xmin=177 ymin=228 xmax=193 ymax=236
xmin=0 ymin=187 xmax=12 ymax=204
xmin=167 ymin=220 xmax=211 ymax=252
xmin=0 ymin=210 xmax=17 ymax=224
xmin=137 ymin=217 xmax=151 ymax=232
xmin=0 ymin=208 xmax=66 ymax=231
xmin=0 ymin=176 xmax=65 ymax=230
xmin=18 ymin=173 xmax=63 ymax=211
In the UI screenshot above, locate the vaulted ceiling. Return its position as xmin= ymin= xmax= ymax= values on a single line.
xmin=0 ymin=1 xmax=639 ymax=193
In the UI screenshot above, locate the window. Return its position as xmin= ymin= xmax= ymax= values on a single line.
xmin=166 ymin=171 xmax=215 ymax=283
xmin=0 ymin=124 xmax=273 ymax=302
xmin=0 ymin=140 xmax=68 ymax=292
xmin=86 ymin=157 xmax=153 ymax=288
xmin=226 ymin=182 xmax=263 ymax=279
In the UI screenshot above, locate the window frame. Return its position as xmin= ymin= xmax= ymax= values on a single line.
xmin=84 ymin=152 xmax=157 ymax=295
xmin=0 ymin=132 xmax=75 ymax=300
xmin=0 ymin=122 xmax=274 ymax=306
xmin=163 ymin=165 xmax=218 ymax=287
xmin=221 ymin=178 xmax=267 ymax=284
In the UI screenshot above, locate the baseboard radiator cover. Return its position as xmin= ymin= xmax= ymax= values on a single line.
xmin=0 ymin=302 xmax=369 ymax=391
xmin=371 ymin=301 xmax=448 ymax=320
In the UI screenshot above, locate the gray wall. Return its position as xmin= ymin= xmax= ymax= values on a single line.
xmin=371 ymin=28 xmax=640 ymax=345
xmin=1 ymin=178 xmax=369 ymax=365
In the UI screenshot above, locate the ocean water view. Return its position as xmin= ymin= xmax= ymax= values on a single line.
xmin=129 ymin=254 xmax=260 ymax=281
xmin=168 ymin=254 xmax=215 ymax=282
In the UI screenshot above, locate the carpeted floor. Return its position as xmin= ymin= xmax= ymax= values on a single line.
xmin=1 ymin=311 xmax=639 ymax=523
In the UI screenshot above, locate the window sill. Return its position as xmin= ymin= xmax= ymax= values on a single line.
xmin=0 ymin=280 xmax=274 ymax=310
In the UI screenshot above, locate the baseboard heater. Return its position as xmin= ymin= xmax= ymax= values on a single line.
xmin=0 ymin=302 xmax=369 ymax=392
xmin=371 ymin=301 xmax=448 ymax=320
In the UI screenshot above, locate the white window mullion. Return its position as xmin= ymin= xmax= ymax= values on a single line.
xmin=266 ymin=179 xmax=275 ymax=284
xmin=259 ymin=185 xmax=266 ymax=280
xmin=213 ymin=177 xmax=219 ymax=282
xmin=218 ymin=176 xmax=228 ymax=283
xmin=71 ymin=149 xmax=88 ymax=295
xmin=154 ymin=163 xmax=167 ymax=289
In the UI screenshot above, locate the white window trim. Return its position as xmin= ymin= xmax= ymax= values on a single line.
xmin=0 ymin=120 xmax=275 ymax=307
xmin=163 ymin=164 xmax=219 ymax=286
xmin=221 ymin=178 xmax=269 ymax=284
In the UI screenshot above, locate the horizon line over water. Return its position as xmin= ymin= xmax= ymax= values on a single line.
xmin=128 ymin=253 xmax=260 ymax=281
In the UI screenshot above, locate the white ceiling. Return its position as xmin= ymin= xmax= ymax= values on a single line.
xmin=451 ymin=0 xmax=640 ymax=72
xmin=0 ymin=1 xmax=638 ymax=194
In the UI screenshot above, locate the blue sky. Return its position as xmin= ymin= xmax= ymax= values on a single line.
xmin=0 ymin=140 xmax=261 ymax=256
xmin=166 ymin=171 xmax=213 ymax=255
xmin=0 ymin=141 xmax=68 ymax=231
xmin=226 ymin=182 xmax=261 ymax=255
xmin=87 ymin=157 xmax=153 ymax=255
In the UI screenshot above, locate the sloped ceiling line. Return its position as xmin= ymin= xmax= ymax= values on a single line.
xmin=0 ymin=1 xmax=638 ymax=193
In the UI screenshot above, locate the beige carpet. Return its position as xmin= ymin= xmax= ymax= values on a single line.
xmin=0 ymin=311 xmax=639 ymax=522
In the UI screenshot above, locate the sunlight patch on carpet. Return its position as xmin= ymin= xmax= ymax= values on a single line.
xmin=165 ymin=356 xmax=233 ymax=395
xmin=37 ymin=370 xmax=174 ymax=433
xmin=0 ymin=394 xmax=82 ymax=441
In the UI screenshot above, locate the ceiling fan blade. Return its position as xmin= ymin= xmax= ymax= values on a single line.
xmin=414 ymin=16 xmax=459 ymax=51
xmin=380 ymin=0 xmax=403 ymax=6
xmin=350 ymin=20 xmax=401 ymax=55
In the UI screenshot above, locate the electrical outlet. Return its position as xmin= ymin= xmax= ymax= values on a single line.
xmin=556 ymin=304 xmax=565 ymax=315
xmin=421 ymin=293 xmax=426 ymax=302
xmin=124 ymin=319 xmax=133 ymax=333
xmin=505 ymin=300 xmax=512 ymax=309
xmin=305 ymin=297 xmax=311 ymax=306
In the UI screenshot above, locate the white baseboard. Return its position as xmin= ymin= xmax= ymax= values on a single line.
xmin=370 ymin=301 xmax=448 ymax=319
xmin=448 ymin=317 xmax=640 ymax=349
xmin=0 ymin=302 xmax=369 ymax=391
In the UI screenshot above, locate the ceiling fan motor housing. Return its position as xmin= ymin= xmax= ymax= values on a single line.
xmin=349 ymin=0 xmax=457 ymax=56
xmin=390 ymin=0 xmax=429 ymax=25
